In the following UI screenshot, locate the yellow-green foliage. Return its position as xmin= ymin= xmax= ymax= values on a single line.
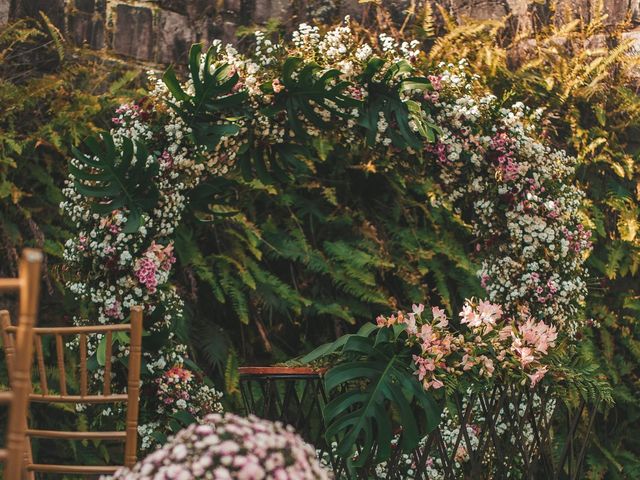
xmin=0 ymin=17 xmax=143 ymax=293
xmin=0 ymin=16 xmax=145 ymax=465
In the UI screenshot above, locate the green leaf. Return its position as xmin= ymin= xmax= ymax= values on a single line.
xmin=162 ymin=44 xmax=246 ymax=151
xmin=300 ymin=322 xmax=378 ymax=364
xmin=172 ymin=410 xmax=197 ymax=427
xmin=96 ymin=335 xmax=106 ymax=366
xmin=71 ymin=133 xmax=159 ymax=231
xmin=263 ymin=57 xmax=358 ymax=141
xmin=323 ymin=328 xmax=441 ymax=467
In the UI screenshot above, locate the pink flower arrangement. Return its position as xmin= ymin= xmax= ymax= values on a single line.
xmin=431 ymin=62 xmax=591 ymax=335
xmin=133 ymin=242 xmax=176 ymax=294
xmin=110 ymin=413 xmax=331 ymax=480
xmin=378 ymin=299 xmax=557 ymax=391
xmin=156 ymin=365 xmax=223 ymax=418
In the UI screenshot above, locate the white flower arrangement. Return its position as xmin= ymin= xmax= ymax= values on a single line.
xmin=62 ymin=18 xmax=591 ymax=452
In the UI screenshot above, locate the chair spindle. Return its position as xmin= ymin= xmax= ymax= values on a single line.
xmin=55 ymin=334 xmax=67 ymax=396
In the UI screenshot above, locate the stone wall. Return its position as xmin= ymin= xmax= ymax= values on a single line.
xmin=2 ymin=0 xmax=640 ymax=64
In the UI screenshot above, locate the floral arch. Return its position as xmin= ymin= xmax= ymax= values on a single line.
xmin=61 ymin=19 xmax=590 ymax=449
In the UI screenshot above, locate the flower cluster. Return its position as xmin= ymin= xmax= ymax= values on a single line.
xmin=110 ymin=413 xmax=331 ymax=480
xmin=134 ymin=242 xmax=176 ymax=294
xmin=429 ymin=61 xmax=591 ymax=334
xmin=156 ymin=365 xmax=224 ymax=418
xmin=61 ymin=69 xmax=223 ymax=447
xmin=377 ymin=300 xmax=557 ymax=390
xmin=62 ymin=18 xmax=591 ymax=450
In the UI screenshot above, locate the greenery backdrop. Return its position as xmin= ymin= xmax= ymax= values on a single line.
xmin=0 ymin=8 xmax=639 ymax=478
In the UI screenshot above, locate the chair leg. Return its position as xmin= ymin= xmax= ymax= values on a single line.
xmin=23 ymin=425 xmax=35 ymax=480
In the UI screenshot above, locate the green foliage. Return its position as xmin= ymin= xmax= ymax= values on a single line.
xmin=263 ymin=57 xmax=355 ymax=138
xmin=163 ymin=44 xmax=246 ymax=151
xmin=424 ymin=12 xmax=640 ymax=478
xmin=307 ymin=323 xmax=440 ymax=468
xmin=359 ymin=57 xmax=437 ymax=148
xmin=71 ymin=134 xmax=158 ymax=232
xmin=177 ymin=159 xmax=480 ymax=363
xmin=0 ymin=16 xmax=143 ymax=285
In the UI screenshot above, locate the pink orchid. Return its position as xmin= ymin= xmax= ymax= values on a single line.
xmin=432 ymin=306 xmax=448 ymax=328
xmin=528 ymin=366 xmax=548 ymax=387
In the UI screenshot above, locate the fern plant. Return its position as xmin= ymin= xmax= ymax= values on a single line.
xmin=0 ymin=16 xmax=142 ymax=280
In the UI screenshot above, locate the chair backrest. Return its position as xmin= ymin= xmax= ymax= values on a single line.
xmin=0 ymin=307 xmax=143 ymax=476
xmin=0 ymin=248 xmax=43 ymax=480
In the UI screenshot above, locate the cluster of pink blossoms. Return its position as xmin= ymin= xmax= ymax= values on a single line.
xmin=110 ymin=413 xmax=331 ymax=480
xmin=377 ymin=299 xmax=557 ymax=390
xmin=156 ymin=365 xmax=223 ymax=418
xmin=430 ymin=61 xmax=590 ymax=335
xmin=134 ymin=242 xmax=176 ymax=294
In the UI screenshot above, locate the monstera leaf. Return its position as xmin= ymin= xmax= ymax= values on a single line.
xmin=70 ymin=133 xmax=159 ymax=233
xmin=261 ymin=57 xmax=360 ymax=139
xmin=163 ymin=44 xmax=247 ymax=151
xmin=315 ymin=324 xmax=441 ymax=468
xmin=359 ymin=57 xmax=440 ymax=149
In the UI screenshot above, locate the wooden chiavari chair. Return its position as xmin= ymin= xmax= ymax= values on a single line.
xmin=0 ymin=248 xmax=43 ymax=480
xmin=1 ymin=307 xmax=143 ymax=476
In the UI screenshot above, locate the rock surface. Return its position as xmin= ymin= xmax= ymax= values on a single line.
xmin=2 ymin=0 xmax=640 ymax=63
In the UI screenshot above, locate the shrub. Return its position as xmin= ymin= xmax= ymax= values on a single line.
xmin=0 ymin=15 xmax=142 ymax=301
xmin=110 ymin=413 xmax=331 ymax=480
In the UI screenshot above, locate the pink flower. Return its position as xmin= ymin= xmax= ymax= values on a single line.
xmin=213 ymin=467 xmax=232 ymax=479
xmin=454 ymin=445 xmax=468 ymax=462
xmin=429 ymin=378 xmax=444 ymax=389
xmin=479 ymin=355 xmax=494 ymax=376
xmin=272 ymin=79 xmax=284 ymax=93
xmin=104 ymin=300 xmax=122 ymax=319
xmin=517 ymin=318 xmax=557 ymax=354
xmin=273 ymin=469 xmax=288 ymax=480
xmin=237 ymin=462 xmax=266 ymax=480
xmin=172 ymin=444 xmax=188 ymax=461
xmin=528 ymin=366 xmax=548 ymax=387
xmin=218 ymin=440 xmax=240 ymax=456
xmin=428 ymin=75 xmax=442 ymax=91
xmin=460 ymin=353 xmax=475 ymax=371
xmin=459 ymin=303 xmax=481 ymax=328
xmin=431 ymin=306 xmax=448 ymax=328
xmin=405 ymin=313 xmax=417 ymax=335
xmin=417 ymin=324 xmax=435 ymax=351
xmin=477 ymin=300 xmax=502 ymax=326
xmin=513 ymin=343 xmax=535 ymax=367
